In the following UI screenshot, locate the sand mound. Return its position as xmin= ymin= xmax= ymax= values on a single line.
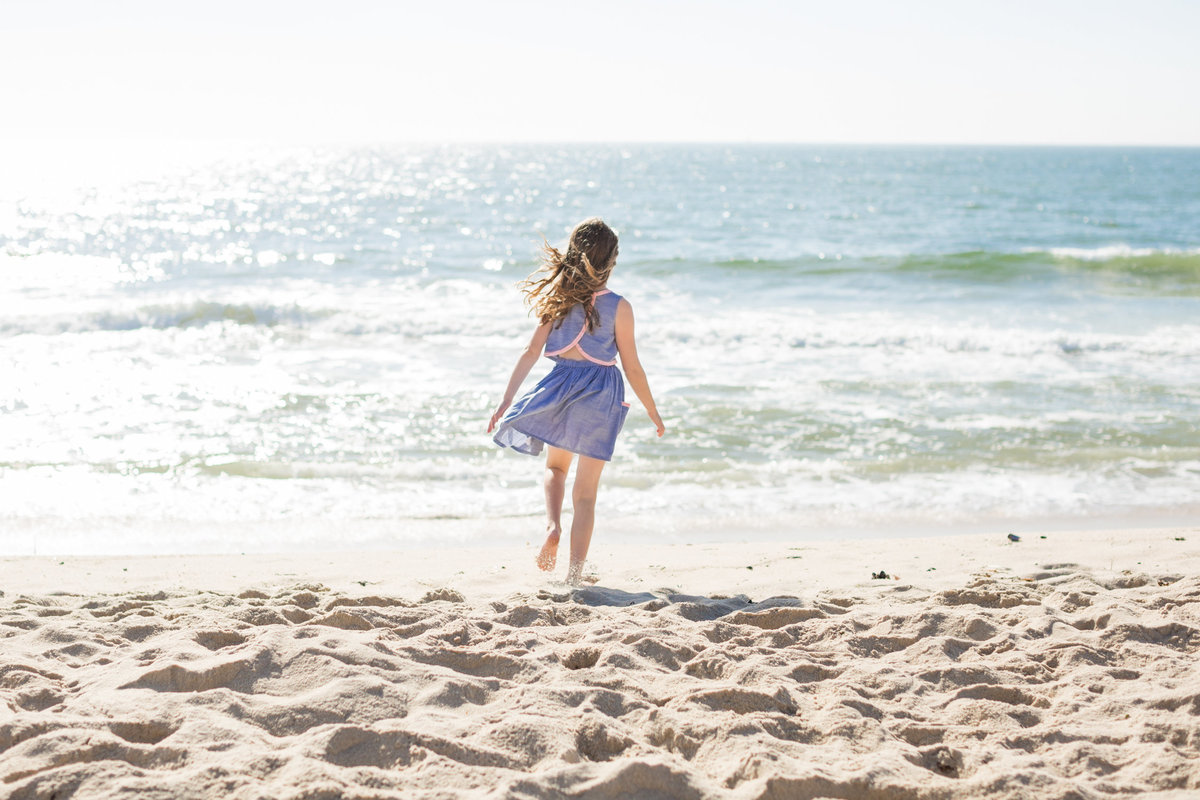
xmin=2 ymin=567 xmax=1198 ymax=799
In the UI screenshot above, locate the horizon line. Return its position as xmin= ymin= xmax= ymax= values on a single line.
xmin=4 ymin=136 xmax=1200 ymax=150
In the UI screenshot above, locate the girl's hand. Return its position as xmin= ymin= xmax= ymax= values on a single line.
xmin=486 ymin=400 xmax=511 ymax=433
xmin=651 ymin=413 xmax=665 ymax=438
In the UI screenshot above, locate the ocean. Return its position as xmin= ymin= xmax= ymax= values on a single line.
xmin=2 ymin=143 xmax=1198 ymax=553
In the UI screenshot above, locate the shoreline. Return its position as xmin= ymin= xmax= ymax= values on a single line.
xmin=3 ymin=524 xmax=1194 ymax=599
xmin=5 ymin=507 xmax=1199 ymax=558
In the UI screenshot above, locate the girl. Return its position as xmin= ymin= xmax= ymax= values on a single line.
xmin=487 ymin=218 xmax=665 ymax=585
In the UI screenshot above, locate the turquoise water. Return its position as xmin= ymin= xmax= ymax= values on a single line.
xmin=1 ymin=144 xmax=1198 ymax=552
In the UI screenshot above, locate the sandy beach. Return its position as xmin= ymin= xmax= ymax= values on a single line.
xmin=2 ymin=526 xmax=1198 ymax=799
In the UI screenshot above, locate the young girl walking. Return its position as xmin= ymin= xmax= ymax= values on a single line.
xmin=487 ymin=218 xmax=665 ymax=584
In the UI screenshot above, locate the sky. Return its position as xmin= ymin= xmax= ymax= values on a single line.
xmin=2 ymin=0 xmax=1199 ymax=146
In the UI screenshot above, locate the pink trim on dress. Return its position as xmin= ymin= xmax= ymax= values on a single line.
xmin=543 ymin=289 xmax=617 ymax=365
xmin=544 ymin=323 xmax=588 ymax=358
xmin=576 ymin=349 xmax=618 ymax=367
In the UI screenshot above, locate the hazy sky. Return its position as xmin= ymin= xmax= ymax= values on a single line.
xmin=3 ymin=0 xmax=1198 ymax=145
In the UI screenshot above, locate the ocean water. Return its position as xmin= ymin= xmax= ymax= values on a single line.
xmin=2 ymin=144 xmax=1199 ymax=554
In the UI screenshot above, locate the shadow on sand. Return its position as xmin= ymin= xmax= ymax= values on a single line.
xmin=537 ymin=585 xmax=814 ymax=622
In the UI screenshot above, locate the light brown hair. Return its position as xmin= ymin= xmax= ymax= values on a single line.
xmin=520 ymin=218 xmax=619 ymax=331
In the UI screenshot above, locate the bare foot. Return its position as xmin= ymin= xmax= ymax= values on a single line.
xmin=565 ymin=561 xmax=598 ymax=586
xmin=536 ymin=526 xmax=560 ymax=572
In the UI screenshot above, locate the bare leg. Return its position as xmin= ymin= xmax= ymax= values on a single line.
xmin=565 ymin=455 xmax=606 ymax=585
xmin=537 ymin=446 xmax=573 ymax=571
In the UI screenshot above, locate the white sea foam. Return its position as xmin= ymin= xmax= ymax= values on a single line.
xmin=1043 ymin=244 xmax=1200 ymax=260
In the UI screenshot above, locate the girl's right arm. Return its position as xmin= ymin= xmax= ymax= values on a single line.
xmin=487 ymin=321 xmax=552 ymax=433
xmin=614 ymin=299 xmax=665 ymax=437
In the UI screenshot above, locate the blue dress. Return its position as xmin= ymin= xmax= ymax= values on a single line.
xmin=493 ymin=290 xmax=630 ymax=461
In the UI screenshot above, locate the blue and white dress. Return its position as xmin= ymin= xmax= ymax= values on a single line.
xmin=493 ymin=289 xmax=630 ymax=461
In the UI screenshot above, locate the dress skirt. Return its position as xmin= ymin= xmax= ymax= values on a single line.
xmin=493 ymin=360 xmax=630 ymax=462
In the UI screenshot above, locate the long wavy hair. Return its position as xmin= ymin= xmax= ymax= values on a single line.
xmin=520 ymin=218 xmax=619 ymax=331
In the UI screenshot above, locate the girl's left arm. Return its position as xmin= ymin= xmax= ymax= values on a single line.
xmin=487 ymin=321 xmax=552 ymax=433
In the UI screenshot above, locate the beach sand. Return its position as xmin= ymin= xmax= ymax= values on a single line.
xmin=2 ymin=526 xmax=1198 ymax=799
